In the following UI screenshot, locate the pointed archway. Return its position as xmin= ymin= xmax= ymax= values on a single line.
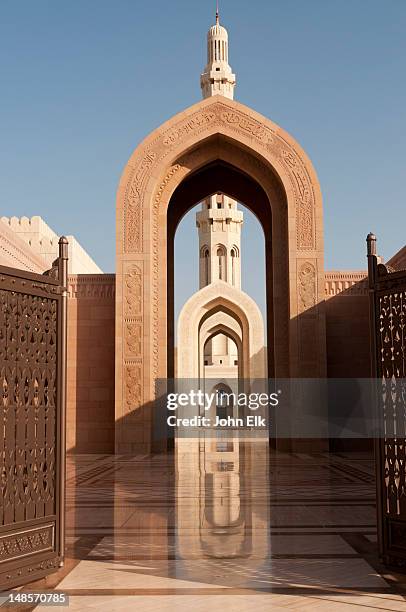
xmin=177 ymin=281 xmax=266 ymax=381
xmin=116 ymin=95 xmax=325 ymax=453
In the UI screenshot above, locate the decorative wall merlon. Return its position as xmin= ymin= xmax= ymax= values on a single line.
xmin=324 ymin=271 xmax=368 ymax=297
xmin=1 ymin=215 xmax=102 ymax=274
xmin=68 ymin=274 xmax=115 ymax=299
xmin=0 ymin=218 xmax=48 ymax=273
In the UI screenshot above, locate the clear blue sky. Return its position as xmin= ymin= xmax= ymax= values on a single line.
xmin=1 ymin=1 xmax=405 ymax=317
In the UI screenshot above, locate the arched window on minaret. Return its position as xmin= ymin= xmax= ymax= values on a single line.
xmin=217 ymin=245 xmax=226 ymax=281
xmin=231 ymin=247 xmax=236 ymax=286
xmin=201 ymin=246 xmax=210 ymax=286
xmin=230 ymin=246 xmax=239 ymax=286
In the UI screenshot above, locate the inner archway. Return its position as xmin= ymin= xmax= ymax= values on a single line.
xmin=168 ymin=158 xmax=277 ymax=381
xmin=177 ymin=287 xmax=266 ymax=382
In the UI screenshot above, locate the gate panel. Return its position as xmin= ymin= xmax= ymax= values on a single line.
xmin=368 ymin=233 xmax=406 ymax=568
xmin=0 ymin=238 xmax=68 ymax=589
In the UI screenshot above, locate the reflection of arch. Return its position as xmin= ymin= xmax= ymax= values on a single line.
xmin=115 ymin=95 xmax=326 ymax=451
xmin=175 ymin=436 xmax=270 ymax=561
xmin=177 ymin=280 xmax=266 ymax=380
xmin=211 ymin=382 xmax=234 ymax=421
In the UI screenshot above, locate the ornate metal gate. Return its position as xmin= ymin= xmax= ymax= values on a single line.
xmin=368 ymin=233 xmax=406 ymax=568
xmin=0 ymin=238 xmax=68 ymax=589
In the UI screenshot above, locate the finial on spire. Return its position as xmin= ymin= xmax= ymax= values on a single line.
xmin=200 ymin=2 xmax=236 ymax=100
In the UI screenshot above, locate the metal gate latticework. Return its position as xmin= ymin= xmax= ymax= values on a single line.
xmin=0 ymin=238 xmax=67 ymax=590
xmin=368 ymin=233 xmax=406 ymax=568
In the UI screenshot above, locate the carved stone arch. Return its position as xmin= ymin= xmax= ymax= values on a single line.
xmin=203 ymin=326 xmax=242 ymax=352
xmin=199 ymin=309 xmax=244 ymax=380
xmin=177 ymin=281 xmax=266 ymax=382
xmin=200 ymin=310 xmax=243 ymax=347
xmin=202 ymin=325 xmax=244 ymax=380
xmin=116 ymin=94 xmax=326 ymax=453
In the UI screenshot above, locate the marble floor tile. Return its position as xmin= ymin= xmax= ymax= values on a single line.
xmin=38 ymin=593 xmax=406 ymax=612
xmin=29 ymin=445 xmax=406 ymax=611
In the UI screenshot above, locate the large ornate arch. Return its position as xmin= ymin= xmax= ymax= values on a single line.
xmin=116 ymin=94 xmax=325 ymax=453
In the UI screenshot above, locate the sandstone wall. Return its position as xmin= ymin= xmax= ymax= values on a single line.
xmin=67 ymin=274 xmax=115 ymax=453
xmin=65 ymin=271 xmax=372 ymax=454
xmin=324 ymin=272 xmax=370 ymax=377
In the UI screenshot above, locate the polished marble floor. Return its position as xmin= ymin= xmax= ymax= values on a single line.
xmin=19 ymin=441 xmax=406 ymax=611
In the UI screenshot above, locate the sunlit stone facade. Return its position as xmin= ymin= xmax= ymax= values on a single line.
xmin=1 ymin=11 xmax=403 ymax=455
xmin=0 ymin=215 xmax=102 ymax=274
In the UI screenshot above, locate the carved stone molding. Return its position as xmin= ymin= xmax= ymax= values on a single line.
xmin=68 ymin=274 xmax=115 ymax=299
xmin=151 ymin=164 xmax=183 ymax=380
xmin=298 ymin=261 xmax=317 ymax=314
xmin=123 ymin=264 xmax=143 ymax=412
xmin=219 ymin=110 xmax=275 ymax=148
xmin=280 ymin=149 xmax=313 ymax=249
xmin=324 ymin=271 xmax=368 ymax=298
xmin=125 ymin=322 xmax=142 ymax=357
xmin=125 ymin=153 xmax=157 ymax=253
xmin=124 ymin=266 xmax=142 ymax=317
xmin=123 ymin=100 xmax=317 ymax=254
xmin=124 ymin=363 xmax=142 ymax=412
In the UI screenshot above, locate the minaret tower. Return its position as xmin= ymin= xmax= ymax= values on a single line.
xmin=196 ymin=195 xmax=243 ymax=370
xmin=196 ymin=195 xmax=243 ymax=290
xmin=200 ymin=3 xmax=236 ymax=100
xmin=197 ymin=3 xmax=242 ymax=291
xmin=197 ymin=6 xmax=241 ymax=370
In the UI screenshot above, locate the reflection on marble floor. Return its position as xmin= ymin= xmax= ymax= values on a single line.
xmin=27 ymin=439 xmax=406 ymax=611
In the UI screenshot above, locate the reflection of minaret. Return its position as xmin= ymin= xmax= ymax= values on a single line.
xmin=196 ymin=195 xmax=243 ymax=368
xmin=200 ymin=5 xmax=236 ymax=100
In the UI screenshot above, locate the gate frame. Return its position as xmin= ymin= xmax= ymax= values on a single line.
xmin=0 ymin=237 xmax=68 ymax=590
xmin=367 ymin=232 xmax=406 ymax=569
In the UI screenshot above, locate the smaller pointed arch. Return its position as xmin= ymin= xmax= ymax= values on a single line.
xmin=177 ymin=281 xmax=266 ymax=380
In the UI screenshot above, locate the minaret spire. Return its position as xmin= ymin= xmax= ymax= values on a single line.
xmin=200 ymin=5 xmax=236 ymax=99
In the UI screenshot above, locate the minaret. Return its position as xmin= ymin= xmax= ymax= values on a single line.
xmin=197 ymin=4 xmax=241 ymax=291
xmin=196 ymin=194 xmax=243 ymax=369
xmin=200 ymin=4 xmax=236 ymax=100
xmin=196 ymin=195 xmax=243 ymax=290
xmin=198 ymin=6 xmax=240 ymax=371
